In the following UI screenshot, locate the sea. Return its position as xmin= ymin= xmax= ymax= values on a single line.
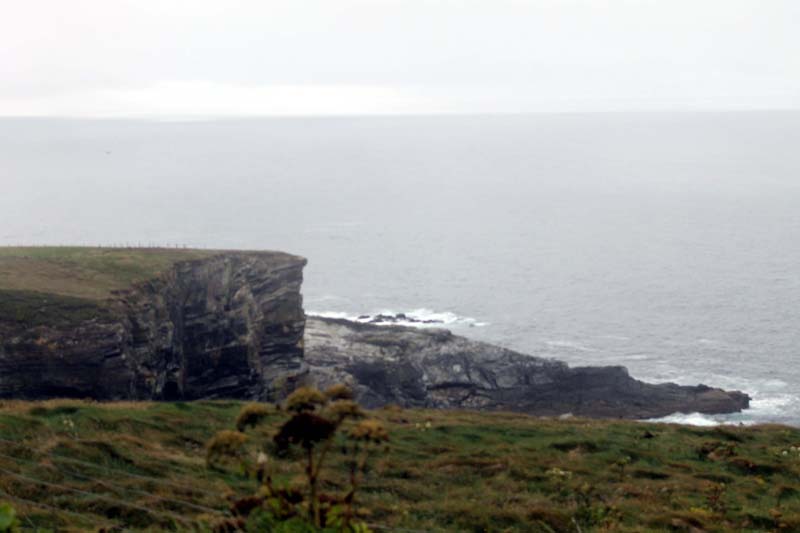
xmin=2 ymin=112 xmax=799 ymax=426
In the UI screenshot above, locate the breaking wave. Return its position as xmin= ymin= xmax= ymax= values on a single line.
xmin=646 ymin=390 xmax=800 ymax=427
xmin=308 ymin=308 xmax=489 ymax=328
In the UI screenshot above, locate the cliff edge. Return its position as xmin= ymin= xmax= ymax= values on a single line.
xmin=0 ymin=247 xmax=750 ymax=419
xmin=0 ymin=248 xmax=306 ymax=400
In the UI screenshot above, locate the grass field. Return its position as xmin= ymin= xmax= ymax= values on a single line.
xmin=0 ymin=400 xmax=797 ymax=532
xmin=0 ymin=247 xmax=220 ymax=327
xmin=0 ymin=247 xmax=218 ymax=301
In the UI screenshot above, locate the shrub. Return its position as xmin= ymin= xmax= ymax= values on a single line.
xmin=285 ymin=387 xmax=328 ymax=413
xmin=206 ymin=385 xmax=389 ymax=533
xmin=209 ymin=386 xmax=385 ymax=532
xmin=206 ymin=430 xmax=248 ymax=470
xmin=324 ymin=384 xmax=355 ymax=401
xmin=235 ymin=403 xmax=272 ymax=432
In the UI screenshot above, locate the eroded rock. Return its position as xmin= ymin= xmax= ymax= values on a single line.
xmin=0 ymin=252 xmax=307 ymax=401
xmin=302 ymin=317 xmax=750 ymax=419
xmin=0 ymin=251 xmax=751 ymax=419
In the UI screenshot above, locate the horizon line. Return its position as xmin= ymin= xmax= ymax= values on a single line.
xmin=2 ymin=107 xmax=800 ymax=122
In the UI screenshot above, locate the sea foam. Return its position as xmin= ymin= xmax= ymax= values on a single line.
xmin=308 ymin=308 xmax=488 ymax=328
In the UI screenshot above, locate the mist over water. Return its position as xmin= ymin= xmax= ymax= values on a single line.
xmin=2 ymin=113 xmax=799 ymax=425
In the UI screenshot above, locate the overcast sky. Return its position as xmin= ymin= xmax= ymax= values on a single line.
xmin=2 ymin=0 xmax=799 ymax=117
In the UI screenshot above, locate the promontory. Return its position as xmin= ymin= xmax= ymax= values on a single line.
xmin=0 ymin=248 xmax=749 ymax=419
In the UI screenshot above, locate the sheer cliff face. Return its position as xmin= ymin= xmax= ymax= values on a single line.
xmin=0 ymin=252 xmax=750 ymax=418
xmin=0 ymin=252 xmax=307 ymax=401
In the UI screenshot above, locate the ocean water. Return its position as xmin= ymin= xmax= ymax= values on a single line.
xmin=2 ymin=113 xmax=799 ymax=426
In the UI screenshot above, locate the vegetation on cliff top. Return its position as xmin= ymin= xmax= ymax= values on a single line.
xmin=0 ymin=400 xmax=797 ymax=531
xmin=0 ymin=247 xmax=218 ymax=301
xmin=0 ymin=247 xmax=303 ymax=327
xmin=0 ymin=247 xmax=218 ymax=328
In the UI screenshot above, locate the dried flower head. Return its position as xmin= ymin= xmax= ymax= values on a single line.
xmin=326 ymin=400 xmax=365 ymax=422
xmin=206 ymin=430 xmax=248 ymax=467
xmin=348 ymin=420 xmax=389 ymax=444
xmin=324 ymin=384 xmax=354 ymax=401
xmin=274 ymin=412 xmax=337 ymax=451
xmin=284 ymin=387 xmax=328 ymax=413
xmin=235 ymin=403 xmax=272 ymax=432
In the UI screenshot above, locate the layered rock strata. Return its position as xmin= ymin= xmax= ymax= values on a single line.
xmin=0 ymin=252 xmax=306 ymax=401
xmin=303 ymin=317 xmax=750 ymax=419
xmin=0 ymin=251 xmax=751 ymax=419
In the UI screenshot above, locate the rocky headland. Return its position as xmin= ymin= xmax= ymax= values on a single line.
xmin=0 ymin=249 xmax=307 ymax=401
xmin=0 ymin=248 xmax=750 ymax=418
xmin=302 ymin=317 xmax=749 ymax=419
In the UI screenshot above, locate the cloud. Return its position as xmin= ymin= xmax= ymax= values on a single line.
xmin=2 ymin=79 xmax=798 ymax=119
xmin=2 ymin=0 xmax=799 ymax=116
xmin=0 ymin=82 xmax=439 ymax=118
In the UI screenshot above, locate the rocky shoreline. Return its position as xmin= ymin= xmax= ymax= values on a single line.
xmin=0 ymin=250 xmax=750 ymax=419
xmin=357 ymin=312 xmax=446 ymax=325
xmin=302 ymin=316 xmax=750 ymax=419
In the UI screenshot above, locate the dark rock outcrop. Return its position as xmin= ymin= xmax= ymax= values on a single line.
xmin=364 ymin=313 xmax=444 ymax=325
xmin=0 ymin=252 xmax=307 ymax=401
xmin=0 ymin=250 xmax=751 ymax=419
xmin=303 ymin=317 xmax=750 ymax=419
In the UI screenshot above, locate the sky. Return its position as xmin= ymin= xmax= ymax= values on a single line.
xmin=2 ymin=0 xmax=799 ymax=117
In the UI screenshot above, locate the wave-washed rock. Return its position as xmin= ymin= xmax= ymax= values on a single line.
xmin=302 ymin=317 xmax=750 ymax=419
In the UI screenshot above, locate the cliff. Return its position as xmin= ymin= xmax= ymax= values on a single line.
xmin=0 ymin=249 xmax=306 ymax=400
xmin=303 ymin=317 xmax=750 ymax=419
xmin=0 ymin=247 xmax=750 ymax=419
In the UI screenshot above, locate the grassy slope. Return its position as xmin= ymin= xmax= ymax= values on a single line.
xmin=0 ymin=248 xmax=218 ymax=326
xmin=0 ymin=247 xmax=219 ymax=301
xmin=0 ymin=401 xmax=797 ymax=532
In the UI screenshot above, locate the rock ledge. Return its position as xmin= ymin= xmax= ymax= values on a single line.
xmin=303 ymin=317 xmax=750 ymax=419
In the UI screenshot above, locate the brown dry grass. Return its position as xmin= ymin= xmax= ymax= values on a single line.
xmin=0 ymin=399 xmax=153 ymax=414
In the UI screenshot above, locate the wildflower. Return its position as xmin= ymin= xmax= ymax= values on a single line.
xmin=324 ymin=384 xmax=354 ymax=401
xmin=326 ymin=400 xmax=365 ymax=422
xmin=274 ymin=412 xmax=337 ymax=451
xmin=208 ymin=384 xmax=386 ymax=532
xmin=284 ymin=387 xmax=328 ymax=413
xmin=348 ymin=420 xmax=389 ymax=444
xmin=206 ymin=430 xmax=248 ymax=468
xmin=546 ymin=467 xmax=572 ymax=478
xmin=254 ymin=450 xmax=270 ymax=484
xmin=235 ymin=403 xmax=271 ymax=432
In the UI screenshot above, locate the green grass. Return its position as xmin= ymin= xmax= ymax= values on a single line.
xmin=0 ymin=400 xmax=798 ymax=531
xmin=0 ymin=247 xmax=219 ymax=327
xmin=0 ymin=247 xmax=218 ymax=301
xmin=0 ymin=290 xmax=111 ymax=327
